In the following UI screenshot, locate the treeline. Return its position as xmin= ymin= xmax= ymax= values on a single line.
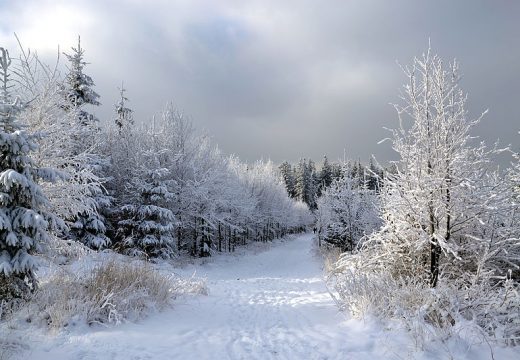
xmin=278 ymin=157 xmax=383 ymax=210
xmin=0 ymin=38 xmax=312 ymax=299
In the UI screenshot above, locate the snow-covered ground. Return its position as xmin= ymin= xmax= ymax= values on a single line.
xmin=12 ymin=234 xmax=519 ymax=359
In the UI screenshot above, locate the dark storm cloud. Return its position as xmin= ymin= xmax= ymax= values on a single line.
xmin=1 ymin=0 xmax=519 ymax=165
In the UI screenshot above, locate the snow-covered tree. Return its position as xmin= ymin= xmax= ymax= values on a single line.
xmin=331 ymin=48 xmax=520 ymax=343
xmin=103 ymin=99 xmax=311 ymax=258
xmin=342 ymin=47 xmax=518 ymax=315
xmin=61 ymin=36 xmax=100 ymax=127
xmin=356 ymin=49 xmax=517 ymax=287
xmin=0 ymin=47 xmax=59 ymax=298
xmin=279 ymin=161 xmax=296 ymax=198
xmin=116 ymin=159 xmax=176 ymax=259
xmin=318 ymin=156 xmax=333 ymax=195
xmin=56 ymin=37 xmax=110 ymax=249
xmin=295 ymin=158 xmax=317 ymax=210
xmin=509 ymin=132 xmax=520 ymax=197
xmin=114 ymin=83 xmax=133 ymax=132
xmin=317 ymin=165 xmax=380 ymax=251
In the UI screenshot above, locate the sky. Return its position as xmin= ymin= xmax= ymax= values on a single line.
xmin=0 ymin=0 xmax=519 ymax=166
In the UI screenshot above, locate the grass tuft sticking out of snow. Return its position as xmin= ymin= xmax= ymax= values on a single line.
xmin=15 ymin=257 xmax=207 ymax=331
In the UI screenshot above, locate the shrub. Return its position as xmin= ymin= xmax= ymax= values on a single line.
xmin=24 ymin=258 xmax=197 ymax=329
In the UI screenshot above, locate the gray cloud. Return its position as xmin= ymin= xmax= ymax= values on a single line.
xmin=1 ymin=0 xmax=519 ymax=165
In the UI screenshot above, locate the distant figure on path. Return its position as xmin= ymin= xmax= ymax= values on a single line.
xmin=313 ymin=227 xmax=317 ymax=234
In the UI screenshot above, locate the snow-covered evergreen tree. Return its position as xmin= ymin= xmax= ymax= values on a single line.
xmin=366 ymin=157 xmax=382 ymax=192
xmin=61 ymin=36 xmax=100 ymax=127
xmin=114 ymin=83 xmax=134 ymax=132
xmin=116 ymin=160 xmax=176 ymax=259
xmin=0 ymin=47 xmax=58 ymax=298
xmin=58 ymin=37 xmax=110 ymax=249
xmin=295 ymin=159 xmax=317 ymax=210
xmin=318 ymin=156 xmax=333 ymax=196
xmin=279 ymin=161 xmax=296 ymax=198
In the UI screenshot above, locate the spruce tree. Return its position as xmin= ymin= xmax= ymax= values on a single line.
xmin=319 ymin=155 xmax=333 ymax=195
xmin=279 ymin=161 xmax=296 ymax=198
xmin=62 ymin=36 xmax=100 ymax=126
xmin=295 ymin=158 xmax=307 ymax=205
xmin=61 ymin=37 xmax=110 ymax=249
xmin=114 ymin=83 xmax=134 ymax=132
xmin=117 ymin=155 xmax=176 ymax=259
xmin=307 ymin=160 xmax=318 ymax=210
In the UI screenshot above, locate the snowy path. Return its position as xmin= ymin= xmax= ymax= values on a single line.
xmin=27 ymin=234 xmax=520 ymax=359
xmin=31 ymin=234 xmax=405 ymax=359
xmin=32 ymin=233 xmax=520 ymax=360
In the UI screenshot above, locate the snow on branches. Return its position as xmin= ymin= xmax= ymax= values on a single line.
xmin=316 ymin=163 xmax=381 ymax=252
xmin=0 ymin=47 xmax=59 ymax=298
xmin=331 ymin=48 xmax=520 ymax=344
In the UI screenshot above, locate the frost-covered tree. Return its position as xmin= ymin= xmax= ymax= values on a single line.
xmin=505 ymin=133 xmax=520 ymax=279
xmin=361 ymin=49 xmax=515 ymax=287
xmin=0 ymin=47 xmax=58 ymax=298
xmin=509 ymin=133 xmax=520 ymax=197
xmin=318 ymin=156 xmax=333 ymax=196
xmin=114 ymin=83 xmax=133 ymax=132
xmin=104 ymin=101 xmax=311 ymax=258
xmin=295 ymin=159 xmax=317 ymax=210
xmin=56 ymin=37 xmax=110 ymax=249
xmin=331 ymin=49 xmax=520 ymax=342
xmin=317 ymin=165 xmax=380 ymax=251
xmin=279 ymin=161 xmax=296 ymax=198
xmin=61 ymin=36 xmax=100 ymax=126
xmin=116 ymin=160 xmax=176 ymax=259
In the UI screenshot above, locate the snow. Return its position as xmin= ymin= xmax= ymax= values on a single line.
xmin=13 ymin=234 xmax=520 ymax=359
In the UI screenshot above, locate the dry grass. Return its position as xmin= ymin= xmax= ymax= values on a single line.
xmin=22 ymin=258 xmax=206 ymax=330
xmin=329 ymin=263 xmax=520 ymax=347
xmin=318 ymin=245 xmax=342 ymax=274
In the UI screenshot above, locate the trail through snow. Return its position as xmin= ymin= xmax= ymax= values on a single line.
xmin=28 ymin=234 xmax=516 ymax=359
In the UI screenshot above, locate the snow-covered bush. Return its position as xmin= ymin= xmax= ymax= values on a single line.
xmin=26 ymin=258 xmax=183 ymax=329
xmin=330 ymin=48 xmax=520 ymax=344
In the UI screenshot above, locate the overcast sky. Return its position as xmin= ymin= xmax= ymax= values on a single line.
xmin=1 ymin=0 xmax=519 ymax=165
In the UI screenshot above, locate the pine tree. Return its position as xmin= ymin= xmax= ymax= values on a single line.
xmin=279 ymin=161 xmax=296 ymax=198
xmin=318 ymin=155 xmax=333 ymax=195
xmin=294 ymin=159 xmax=319 ymax=210
xmin=294 ymin=158 xmax=306 ymax=204
xmin=367 ymin=157 xmax=382 ymax=192
xmin=117 ymin=163 xmax=176 ymax=259
xmin=0 ymin=47 xmax=58 ymax=298
xmin=307 ymin=159 xmax=318 ymax=210
xmin=59 ymin=37 xmax=110 ymax=249
xmin=62 ymin=36 xmax=100 ymax=127
xmin=114 ymin=83 xmax=134 ymax=132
